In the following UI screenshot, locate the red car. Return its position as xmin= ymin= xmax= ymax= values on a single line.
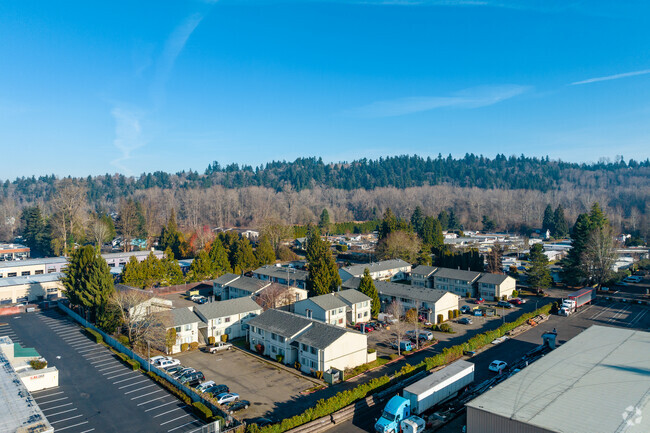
xmin=355 ymin=323 xmax=374 ymax=332
xmin=509 ymin=298 xmax=523 ymax=305
xmin=474 ymin=298 xmax=485 ymax=304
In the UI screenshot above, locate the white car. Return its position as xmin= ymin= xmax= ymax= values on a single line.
xmin=196 ymin=380 xmax=216 ymax=392
xmin=216 ymin=392 xmax=239 ymax=405
xmin=488 ymin=360 xmax=508 ymax=373
xmin=149 ymin=356 xmax=167 ymax=365
xmin=158 ymin=358 xmax=181 ymax=369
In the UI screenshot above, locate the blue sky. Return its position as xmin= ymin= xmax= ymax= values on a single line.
xmin=1 ymin=0 xmax=650 ymax=178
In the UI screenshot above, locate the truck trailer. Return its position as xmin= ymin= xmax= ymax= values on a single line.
xmin=374 ymin=360 xmax=475 ymax=433
xmin=559 ymin=287 xmax=596 ymax=316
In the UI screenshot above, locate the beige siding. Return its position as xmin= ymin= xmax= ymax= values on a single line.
xmin=434 ymin=293 xmax=460 ymax=323
xmin=0 ymin=280 xmax=63 ymax=304
xmin=467 ymin=407 xmax=555 ymax=433
xmin=322 ymin=332 xmax=368 ymax=372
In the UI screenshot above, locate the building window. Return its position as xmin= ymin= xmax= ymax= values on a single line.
xmin=225 ymin=317 xmax=231 ymax=323
xmin=46 ymin=288 xmax=58 ymax=293
xmin=21 ymin=271 xmax=30 ymax=276
xmin=310 ymin=360 xmax=318 ymax=368
xmin=338 ymin=318 xmax=343 ymax=324
xmin=35 ymin=270 xmax=44 ymax=275
xmin=310 ymin=347 xmax=317 ymax=355
xmin=271 ymin=346 xmax=277 ymax=354
xmin=175 ymin=326 xmax=181 ymax=332
xmin=301 ymin=344 xmax=308 ymax=351
xmin=184 ymin=324 xmax=191 ymax=331
xmin=271 ymin=333 xmax=277 ymax=341
xmin=8 ymin=272 xmax=17 ymax=277
xmin=250 ymin=326 xmax=256 ymax=333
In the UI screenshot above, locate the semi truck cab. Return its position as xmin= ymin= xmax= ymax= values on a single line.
xmin=375 ymin=395 xmax=411 ymax=433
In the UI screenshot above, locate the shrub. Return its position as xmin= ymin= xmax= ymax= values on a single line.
xmin=276 ymin=354 xmax=284 ymax=363
xmin=448 ymin=310 xmax=454 ymax=320
xmin=255 ymin=344 xmax=264 ymax=354
xmin=312 ymin=370 xmax=324 ymax=380
xmin=439 ymin=323 xmax=453 ymax=333
xmin=29 ymin=360 xmax=47 ymax=370
xmin=208 ymin=336 xmax=216 ymax=345
xmin=190 ymin=342 xmax=199 ymax=350
xmin=181 ymin=343 xmax=189 ymax=352
xmin=117 ymin=334 xmax=130 ymax=347
xmin=465 ymin=292 xmax=471 ymax=298
xmin=85 ymin=327 xmax=103 ymax=344
xmin=437 ymin=314 xmax=444 ymax=324
xmin=389 ymin=354 xmax=400 ymax=361
xmin=192 ymin=401 xmax=213 ymax=421
xmin=512 ymin=290 xmax=519 ymax=298
xmin=367 ymin=348 xmax=376 ymax=354
xmin=221 ymin=334 xmax=228 ymax=342
xmin=502 ymin=295 xmax=508 ymax=301
xmin=146 ymin=371 xmax=192 ymax=405
xmin=294 ymin=361 xmax=301 ymax=370
xmin=127 ymin=359 xmax=140 ymax=371
xmin=455 ymin=309 xmax=460 ymax=318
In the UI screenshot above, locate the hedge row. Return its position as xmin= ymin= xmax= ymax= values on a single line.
xmin=192 ymin=401 xmax=213 ymax=420
xmin=84 ymin=327 xmax=103 ymax=344
xmin=113 ymin=352 xmax=140 ymax=371
xmin=250 ymin=302 xmax=552 ymax=433
xmin=147 ymin=371 xmax=192 ymax=405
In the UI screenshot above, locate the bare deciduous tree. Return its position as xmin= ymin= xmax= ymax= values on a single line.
xmin=50 ymin=180 xmax=88 ymax=255
xmin=255 ymin=283 xmax=298 ymax=310
xmin=581 ymin=225 xmax=618 ymax=289
xmin=386 ymin=300 xmax=407 ymax=356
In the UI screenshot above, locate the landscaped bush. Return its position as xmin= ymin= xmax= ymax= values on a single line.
xmin=448 ymin=310 xmax=454 ymax=320
xmin=512 ymin=290 xmax=519 ymax=298
xmin=29 ymin=360 xmax=47 ymax=370
xmin=389 ymin=354 xmax=400 ymax=361
xmin=146 ymin=371 xmax=191 ymax=405
xmin=181 ymin=343 xmax=189 ymax=352
xmin=438 ymin=323 xmax=453 ymax=333
xmin=294 ymin=361 xmax=301 ymax=370
xmin=208 ymin=336 xmax=216 ymax=345
xmin=127 ymin=359 xmax=140 ymax=371
xmin=85 ymin=327 xmax=103 ymax=343
xmin=117 ymin=334 xmax=130 ymax=347
xmin=437 ymin=314 xmax=444 ymax=324
xmin=190 ymin=342 xmax=199 ymax=350
xmin=367 ymin=348 xmax=376 ymax=354
xmin=454 ymin=309 xmax=460 ymax=318
xmin=192 ymin=401 xmax=213 ymax=421
xmin=221 ymin=334 xmax=228 ymax=342
xmin=276 ymin=354 xmax=284 ymax=363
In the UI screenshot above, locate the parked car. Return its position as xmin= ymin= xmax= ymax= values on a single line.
xmin=488 ymin=360 xmax=508 ymax=372
xmin=391 ymin=340 xmax=413 ymax=352
xmin=216 ymin=392 xmax=239 ymax=405
xmin=196 ymin=381 xmax=216 ymax=392
xmin=246 ymin=417 xmax=274 ymax=428
xmin=458 ymin=317 xmax=473 ymax=325
xmin=418 ymin=330 xmax=434 ymax=341
xmin=204 ymin=384 xmax=229 ymax=396
xmin=463 ymin=350 xmax=476 ymax=358
xmin=474 ymin=298 xmax=485 ymax=304
xmin=624 ymin=276 xmax=642 ymax=283
xmin=165 ymin=365 xmax=185 ymax=376
xmin=497 ymin=301 xmax=513 ymax=309
xmin=174 ymin=368 xmax=196 ymax=380
xmin=355 ymin=323 xmax=374 ymax=332
xmin=367 ymin=321 xmax=383 ymax=329
xmin=148 ymin=355 xmax=167 ymax=365
xmin=180 ymin=372 xmax=205 ymax=386
xmin=159 ymin=358 xmax=181 ymax=369
xmin=206 ymin=342 xmax=233 ymax=353
xmin=473 ymin=309 xmax=484 ymax=316
xmin=460 ymin=305 xmax=472 ymax=314
xmin=226 ymin=400 xmax=250 ymax=414
xmin=189 ymin=295 xmax=203 ymax=301
xmin=509 ymin=298 xmax=524 ymax=305
xmin=195 ymin=296 xmax=208 ymax=304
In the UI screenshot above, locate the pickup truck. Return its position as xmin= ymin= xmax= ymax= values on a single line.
xmin=207 ymin=342 xmax=233 ymax=353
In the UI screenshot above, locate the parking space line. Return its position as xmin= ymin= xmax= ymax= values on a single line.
xmin=41 ymin=403 xmax=73 ymax=411
xmin=50 ymin=414 xmax=83 ymax=424
xmin=124 ymin=383 xmax=156 ymax=394
xmin=47 ymin=408 xmax=78 ymax=417
xmin=168 ymin=420 xmax=202 ymax=432
xmin=38 ymin=397 xmax=69 ymax=404
xmin=98 ymin=365 xmax=124 ymax=373
xmin=90 ymin=355 xmax=116 ymax=363
xmin=113 ymin=377 xmax=149 ymax=389
xmin=154 ymin=406 xmax=185 ymax=417
xmin=78 ymin=347 xmax=104 ymax=354
xmin=107 ymin=371 xmax=136 ymax=380
xmin=56 ymin=329 xmax=82 ymax=335
xmin=63 ymin=336 xmax=88 ymax=342
xmin=138 ymin=395 xmax=170 ymax=406
xmin=144 ymin=400 xmax=177 ymax=411
xmin=55 ymin=421 xmax=89 ymax=431
xmin=33 ymin=390 xmax=63 ymax=397
xmin=84 ymin=351 xmax=111 ymax=359
xmin=79 ymin=429 xmax=96 ymax=433
xmin=94 ymin=360 xmax=119 ymax=368
xmin=131 ymin=389 xmax=165 ymax=400
xmin=160 ymin=413 xmax=193 ymax=425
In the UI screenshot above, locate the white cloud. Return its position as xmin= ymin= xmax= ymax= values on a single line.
xmin=345 ymin=85 xmax=530 ymax=118
xmin=110 ymin=108 xmax=146 ymax=175
xmin=570 ymin=69 xmax=650 ymax=86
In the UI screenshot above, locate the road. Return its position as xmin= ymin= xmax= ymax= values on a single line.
xmin=329 ymin=299 xmax=650 ymax=433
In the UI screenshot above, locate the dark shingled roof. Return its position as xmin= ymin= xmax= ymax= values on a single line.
xmin=170 ymin=307 xmax=202 ymax=327
xmin=295 ymin=320 xmax=350 ymax=350
xmin=227 ymin=276 xmax=270 ymax=293
xmin=335 ymin=289 xmax=371 ymax=305
xmin=213 ymin=273 xmax=240 ymax=285
xmin=341 ymin=259 xmax=411 ymax=277
xmin=478 ymin=273 xmax=511 ymax=285
xmin=411 ymin=265 xmax=438 ymax=277
xmin=374 ymin=280 xmax=455 ymax=304
xmin=248 ymin=309 xmax=312 ymax=338
xmin=253 ymin=265 xmax=308 ymax=281
xmin=195 ymin=297 xmax=261 ymax=320
xmin=433 ymin=268 xmax=481 ymax=282
xmin=299 ymin=293 xmax=347 ymax=311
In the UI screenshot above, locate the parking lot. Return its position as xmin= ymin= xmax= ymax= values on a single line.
xmin=175 ymin=346 xmax=316 ymax=421
xmin=1 ymin=308 xmax=207 ymax=433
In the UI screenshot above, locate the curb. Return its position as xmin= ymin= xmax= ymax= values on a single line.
xmin=232 ymin=345 xmax=325 ymax=387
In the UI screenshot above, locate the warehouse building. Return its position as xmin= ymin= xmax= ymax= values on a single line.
xmin=0 ymin=273 xmax=64 ymax=305
xmin=466 ymin=325 xmax=650 ymax=433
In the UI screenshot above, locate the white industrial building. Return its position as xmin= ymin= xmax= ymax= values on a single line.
xmin=466 ymin=325 xmax=650 ymax=433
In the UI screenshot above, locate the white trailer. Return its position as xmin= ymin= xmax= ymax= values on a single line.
xmin=402 ymin=360 xmax=475 ymax=415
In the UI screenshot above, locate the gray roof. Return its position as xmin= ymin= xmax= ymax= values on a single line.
xmin=335 ymin=289 xmax=371 ymax=306
xmin=213 ymin=273 xmax=240 ymax=285
xmin=299 ymin=293 xmax=347 ymax=311
xmin=466 ymin=325 xmax=650 ymax=433
xmin=102 ymin=250 xmax=163 ymax=260
xmin=195 ymin=297 xmax=261 ymax=320
xmin=477 ymin=273 xmax=511 ymax=285
xmin=341 ymin=259 xmax=411 ymax=277
xmin=373 ymin=280 xmax=455 ymax=305
xmin=253 ymin=265 xmax=308 ymax=281
xmin=248 ymin=309 xmax=312 ymax=338
xmin=341 ymin=277 xmax=362 ymax=290
xmin=433 ymin=267 xmax=481 ymax=282
xmin=0 ymin=256 xmax=67 ymax=269
xmin=0 ymin=272 xmax=63 ymax=288
xmin=170 ymin=307 xmax=202 ymax=327
xmin=411 ymin=265 xmax=438 ymax=277
xmin=295 ymin=320 xmax=350 ymax=350
xmin=227 ymin=276 xmax=270 ymax=293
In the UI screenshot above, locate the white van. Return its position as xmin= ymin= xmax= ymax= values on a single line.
xmin=158 ymin=358 xmax=181 ymax=369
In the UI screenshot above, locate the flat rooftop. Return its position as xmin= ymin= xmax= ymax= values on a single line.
xmin=0 ymin=340 xmax=53 ymax=433
xmin=466 ymin=325 xmax=650 ymax=433
xmin=0 ymin=272 xmax=64 ymax=288
xmin=0 ymin=257 xmax=67 ymax=269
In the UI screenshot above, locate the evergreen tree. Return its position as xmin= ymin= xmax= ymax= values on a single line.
xmin=255 ymin=235 xmax=276 ymax=266
xmin=358 ymin=268 xmax=380 ymax=317
xmin=233 ymin=237 xmax=256 ymax=274
xmin=561 ymin=212 xmax=593 ymax=285
xmin=61 ymin=245 xmax=114 ymax=321
xmin=448 ymin=210 xmax=459 ymax=230
xmin=20 ymin=206 xmax=52 ymax=255
xmin=419 ymin=216 xmax=444 ymax=250
xmin=526 ymin=243 xmax=551 ymax=292
xmin=542 ymin=205 xmax=555 ymax=234
xmin=159 ymin=248 xmax=184 ymax=286
xmin=306 ymin=227 xmax=341 ymax=295
xmin=588 ymin=202 xmax=608 ymax=230
xmin=159 ymin=209 xmax=184 ymax=259
xmin=481 ymin=215 xmax=495 ymax=232
xmin=437 ymin=210 xmax=450 ymax=231
xmin=379 ymin=208 xmax=399 ymax=240
xmin=553 ymin=205 xmax=569 ymax=238
xmin=188 ymin=250 xmax=215 ymax=281
xmin=100 ymin=212 xmax=117 ymax=240
xmin=121 ymin=256 xmax=144 ymax=287
xmin=318 ymin=209 xmax=331 ymax=234
xmin=410 ymin=206 xmax=425 ymax=235
xmin=208 ymin=238 xmax=232 ymax=275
